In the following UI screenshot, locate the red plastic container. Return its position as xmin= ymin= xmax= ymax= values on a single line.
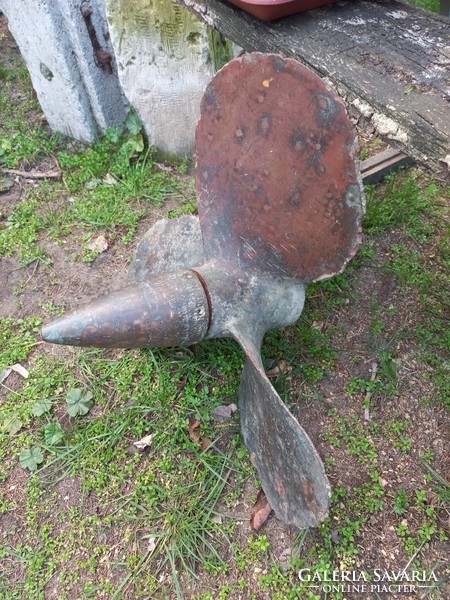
xmin=226 ymin=0 xmax=340 ymax=21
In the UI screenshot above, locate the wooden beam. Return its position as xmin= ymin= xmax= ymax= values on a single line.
xmin=178 ymin=0 xmax=450 ymax=175
xmin=360 ymin=148 xmax=415 ymax=184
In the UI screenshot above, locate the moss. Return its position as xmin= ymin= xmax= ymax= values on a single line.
xmin=109 ymin=0 xmax=203 ymax=46
xmin=207 ymin=29 xmax=234 ymax=71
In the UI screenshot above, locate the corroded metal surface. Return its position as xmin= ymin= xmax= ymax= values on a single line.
xmin=237 ymin=334 xmax=330 ymax=528
xmin=196 ymin=52 xmax=363 ymax=282
xmin=129 ymin=215 xmax=206 ymax=281
xmin=42 ymin=53 xmax=365 ymax=530
xmin=42 ymin=272 xmax=209 ymax=348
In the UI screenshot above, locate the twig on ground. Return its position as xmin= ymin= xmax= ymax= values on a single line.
xmin=401 ymin=540 xmax=425 ymax=576
xmin=364 ymin=361 xmax=378 ymax=421
xmin=0 ymin=167 xmax=62 ymax=179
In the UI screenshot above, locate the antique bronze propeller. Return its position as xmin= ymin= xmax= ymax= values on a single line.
xmin=42 ymin=53 xmax=364 ymax=529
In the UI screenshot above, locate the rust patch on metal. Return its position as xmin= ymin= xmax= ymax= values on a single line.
xmin=196 ymin=53 xmax=364 ymax=282
xmin=81 ymin=6 xmax=113 ymax=74
xmin=41 ymin=273 xmax=210 ymax=349
xmin=257 ymin=114 xmax=272 ymax=137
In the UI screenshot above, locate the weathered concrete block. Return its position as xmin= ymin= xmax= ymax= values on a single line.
xmin=1 ymin=0 xmax=129 ymax=142
xmin=105 ymin=0 xmax=232 ymax=156
xmin=2 ymin=0 xmax=233 ymax=155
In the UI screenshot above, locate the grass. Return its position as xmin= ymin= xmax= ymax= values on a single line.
xmin=0 ymin=122 xmax=185 ymax=265
xmin=408 ymin=0 xmax=441 ymax=12
xmin=1 ymin=28 xmax=449 ymax=599
xmin=0 ymin=55 xmax=60 ymax=168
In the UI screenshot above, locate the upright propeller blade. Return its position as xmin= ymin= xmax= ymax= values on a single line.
xmin=196 ymin=53 xmax=364 ymax=282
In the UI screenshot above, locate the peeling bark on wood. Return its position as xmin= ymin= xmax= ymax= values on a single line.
xmin=177 ymin=0 xmax=450 ymax=174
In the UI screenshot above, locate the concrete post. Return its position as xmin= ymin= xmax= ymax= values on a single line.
xmin=0 ymin=0 xmax=129 ymax=142
xmin=104 ymin=0 xmax=232 ymax=157
xmin=1 ymin=0 xmax=233 ymax=154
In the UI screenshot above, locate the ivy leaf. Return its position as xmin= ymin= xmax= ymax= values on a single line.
xmin=19 ymin=447 xmax=44 ymax=471
xmin=43 ymin=422 xmax=65 ymax=446
xmin=32 ymin=398 xmax=53 ymax=417
xmin=66 ymin=388 xmax=94 ymax=417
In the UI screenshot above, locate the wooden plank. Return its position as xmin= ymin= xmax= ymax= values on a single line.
xmin=178 ymin=0 xmax=450 ymax=175
xmin=361 ymin=148 xmax=415 ymax=184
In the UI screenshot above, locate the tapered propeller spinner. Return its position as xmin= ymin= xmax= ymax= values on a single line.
xmin=42 ymin=53 xmax=364 ymax=529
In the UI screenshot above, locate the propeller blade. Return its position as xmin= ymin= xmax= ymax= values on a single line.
xmin=129 ymin=215 xmax=205 ymax=282
xmin=41 ymin=53 xmax=365 ymax=530
xmin=233 ymin=331 xmax=330 ymax=528
xmin=196 ymin=52 xmax=364 ymax=282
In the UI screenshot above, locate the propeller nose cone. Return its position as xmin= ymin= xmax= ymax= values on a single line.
xmin=41 ymin=321 xmax=70 ymax=345
xmin=41 ymin=271 xmax=210 ymax=349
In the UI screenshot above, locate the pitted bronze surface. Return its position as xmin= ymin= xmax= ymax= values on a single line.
xmin=196 ymin=53 xmax=363 ymax=282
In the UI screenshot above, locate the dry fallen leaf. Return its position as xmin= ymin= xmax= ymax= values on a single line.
xmin=133 ymin=433 xmax=154 ymax=451
xmin=188 ymin=420 xmax=202 ymax=445
xmin=188 ymin=420 xmax=212 ymax=451
xmin=201 ymin=438 xmax=213 ymax=451
xmin=267 ymin=360 xmax=292 ymax=377
xmin=0 ymin=368 xmax=12 ymax=384
xmin=10 ymin=363 xmax=29 ymax=378
xmin=87 ymin=235 xmax=108 ymax=254
xmin=250 ymin=488 xmax=273 ymax=531
xmin=155 ymin=162 xmax=174 ymax=172
xmin=211 ymin=404 xmax=237 ymax=422
xmin=0 ymin=176 xmax=15 ymax=193
xmin=1 ymin=364 xmax=29 ymax=383
xmin=147 ymin=536 xmax=157 ymax=554
xmin=103 ymin=173 xmax=118 ymax=185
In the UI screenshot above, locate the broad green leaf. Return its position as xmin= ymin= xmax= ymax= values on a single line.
xmin=2 ymin=416 xmax=23 ymax=435
xmin=32 ymin=398 xmax=53 ymax=417
xmin=125 ymin=109 xmax=143 ymax=135
xmin=66 ymin=388 xmax=82 ymax=404
xmin=43 ymin=422 xmax=65 ymax=446
xmin=120 ymin=135 xmax=144 ymax=160
xmin=131 ymin=134 xmax=144 ymax=153
xmin=19 ymin=447 xmax=44 ymax=471
xmin=66 ymin=388 xmax=94 ymax=417
xmin=106 ymin=127 xmax=121 ymax=144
